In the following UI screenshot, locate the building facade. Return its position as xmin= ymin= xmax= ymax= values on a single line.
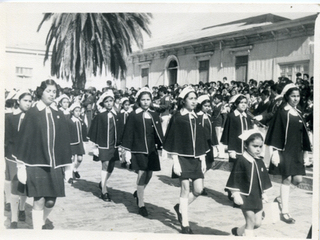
xmin=125 ymin=14 xmax=316 ymax=89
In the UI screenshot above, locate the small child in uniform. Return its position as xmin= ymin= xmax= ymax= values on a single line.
xmin=225 ymin=129 xmax=272 ymax=237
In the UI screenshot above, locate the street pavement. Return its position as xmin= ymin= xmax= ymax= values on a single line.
xmin=3 ymin=151 xmax=314 ymax=239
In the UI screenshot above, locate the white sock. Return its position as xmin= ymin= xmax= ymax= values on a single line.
xmin=4 ymin=180 xmax=11 ymax=203
xmin=101 ymin=170 xmax=108 ymax=194
xmin=180 ymin=197 xmax=189 ymax=227
xmin=10 ymin=194 xmax=19 ymax=222
xmin=244 ymin=229 xmax=255 ymax=237
xmin=64 ymin=165 xmax=73 ymax=180
xmin=237 ymin=224 xmax=246 ymax=236
xmin=43 ymin=207 xmax=53 ymax=225
xmin=32 ymin=209 xmax=44 ymax=230
xmin=281 ymin=184 xmax=290 ymax=213
xmin=19 ymin=196 xmax=27 ymax=211
xmin=137 ymin=185 xmax=145 ymax=207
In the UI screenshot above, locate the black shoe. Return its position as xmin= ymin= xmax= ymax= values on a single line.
xmin=73 ymin=171 xmax=80 ymax=179
xmin=101 ymin=192 xmax=111 ymax=202
xmin=67 ymin=178 xmax=73 ymax=184
xmin=42 ymin=224 xmax=54 ymax=230
xmin=5 ymin=203 xmax=11 ymax=212
xmin=280 ymin=213 xmax=295 ymax=224
xmin=181 ymin=226 xmax=193 ymax=234
xmin=306 ymin=164 xmax=313 ymax=168
xmin=201 ymin=188 xmax=208 ymax=196
xmin=10 ymin=222 xmax=17 ymax=229
xmin=231 ymin=227 xmax=238 ymax=236
xmin=262 ymin=211 xmax=265 ymax=220
xmin=274 ymin=196 xmax=282 ymax=210
xmin=133 ymin=191 xmax=138 ymax=206
xmin=138 ymin=206 xmax=148 ymax=217
xmin=174 ymin=204 xmax=182 ymax=225
xmin=98 ymin=182 xmax=102 ymax=190
xmin=18 ymin=210 xmax=26 ymax=221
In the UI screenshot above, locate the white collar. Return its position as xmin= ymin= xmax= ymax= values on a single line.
xmin=243 ymin=151 xmax=257 ymax=163
xmin=274 ymin=95 xmax=282 ymax=100
xmin=284 ymin=104 xmax=301 ymax=115
xmin=197 ymin=111 xmax=211 ymax=118
xmin=234 ymin=109 xmax=247 ymax=118
xmin=135 ymin=107 xmax=154 ymax=114
xmin=180 ymin=108 xmax=197 ymax=118
xmin=37 ymin=100 xmax=58 ymax=111
xmin=12 ymin=108 xmax=22 ymax=115
xmin=120 ymin=109 xmax=131 ymax=114
xmin=215 ymin=102 xmax=222 ymax=107
xmin=71 ymin=116 xmax=80 ymax=122
xmin=263 ymin=97 xmax=270 ymax=104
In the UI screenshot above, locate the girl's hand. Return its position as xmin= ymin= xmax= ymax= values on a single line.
xmin=200 ymin=156 xmax=206 ymax=173
xmin=125 ymin=151 xmax=132 ymax=164
xmin=17 ymin=162 xmax=27 ymax=184
xmin=271 ymin=150 xmax=280 ymax=167
xmin=262 ymin=193 xmax=268 ymax=203
xmin=172 ymin=155 xmax=182 ymax=176
xmin=232 ymin=192 xmax=243 ymax=205
xmin=229 ymin=151 xmax=237 ymax=159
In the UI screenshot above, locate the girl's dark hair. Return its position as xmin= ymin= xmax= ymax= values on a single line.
xmin=99 ymin=96 xmax=114 ymax=107
xmin=35 ymin=79 xmax=58 ymax=99
xmin=231 ymin=95 xmax=247 ymax=112
xmin=244 ymin=133 xmax=263 ymax=148
xmin=18 ymin=92 xmax=32 ymax=101
xmin=196 ymin=99 xmax=210 ymax=112
xmin=177 ymin=91 xmax=198 ymax=111
xmin=283 ymin=87 xmax=299 ymax=103
xmin=120 ymin=99 xmax=130 ymax=109
xmin=136 ymin=92 xmax=152 ymax=108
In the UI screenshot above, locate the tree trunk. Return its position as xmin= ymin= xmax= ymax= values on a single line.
xmin=72 ymin=71 xmax=86 ymax=90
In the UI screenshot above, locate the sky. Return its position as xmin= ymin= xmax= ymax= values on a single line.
xmin=5 ymin=7 xmax=317 ymax=51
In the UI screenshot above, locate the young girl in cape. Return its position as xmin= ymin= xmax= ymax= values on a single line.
xmin=226 ymin=129 xmax=272 ymax=237
xmin=265 ymin=83 xmax=311 ymax=224
xmin=57 ymin=94 xmax=71 ymax=118
xmin=163 ymin=86 xmax=209 ymax=234
xmin=5 ymin=90 xmax=32 ymax=228
xmin=117 ymin=97 xmax=132 ymax=168
xmin=196 ymin=94 xmax=218 ymax=195
xmin=88 ymin=90 xmax=120 ymax=202
xmin=121 ymin=87 xmax=164 ymax=217
xmin=67 ymin=103 xmax=88 ymax=182
xmin=221 ymin=94 xmax=254 ymax=163
xmin=13 ymin=80 xmax=72 ymax=230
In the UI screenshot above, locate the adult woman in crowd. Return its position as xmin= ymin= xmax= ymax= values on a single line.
xmin=265 ymin=83 xmax=311 ymax=224
xmin=13 ymin=79 xmax=72 ymax=230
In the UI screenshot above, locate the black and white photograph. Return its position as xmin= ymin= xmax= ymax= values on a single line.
xmin=1 ymin=2 xmax=319 ymax=240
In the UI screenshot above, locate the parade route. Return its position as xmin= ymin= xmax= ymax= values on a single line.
xmin=3 ymin=151 xmax=313 ymax=238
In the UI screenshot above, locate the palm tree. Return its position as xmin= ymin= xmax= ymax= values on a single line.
xmin=38 ymin=13 xmax=152 ymax=89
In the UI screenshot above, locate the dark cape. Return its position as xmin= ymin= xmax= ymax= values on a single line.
xmin=13 ymin=104 xmax=72 ymax=168
xmin=163 ymin=110 xmax=209 ymax=157
xmin=121 ymin=108 xmax=164 ymax=154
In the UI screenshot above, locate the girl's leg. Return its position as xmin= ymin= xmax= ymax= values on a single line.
xmin=242 ymin=209 xmax=255 ymax=236
xmin=291 ymin=175 xmax=303 ymax=186
xmin=33 ymin=197 xmax=45 ymax=230
xmin=189 ymin=178 xmax=203 ymax=204
xmin=101 ymin=161 xmax=109 ymax=194
xmin=73 ymin=155 xmax=83 ymax=173
xmin=144 ymin=171 xmax=153 ymax=186
xmin=18 ymin=195 xmax=27 ymax=222
xmin=180 ymin=179 xmax=190 ymax=227
xmin=106 ymin=160 xmax=116 ymax=182
xmin=281 ymin=176 xmax=291 ymax=214
xmin=10 ymin=194 xmax=19 ymax=223
xmin=43 ymin=197 xmax=56 ymax=226
xmin=65 ymin=156 xmax=74 ymax=182
xmin=4 ymin=180 xmax=11 ymax=207
xmin=254 ymin=210 xmax=263 ymax=229
xmin=137 ymin=170 xmax=147 ymax=207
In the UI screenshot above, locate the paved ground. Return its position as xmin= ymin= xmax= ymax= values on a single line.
xmin=3 ymin=150 xmax=314 ymax=239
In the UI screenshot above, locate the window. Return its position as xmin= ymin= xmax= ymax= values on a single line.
xmin=199 ymin=60 xmax=209 ymax=83
xmin=141 ymin=68 xmax=149 ymax=87
xmin=16 ymin=67 xmax=33 ymax=78
xmin=279 ymin=61 xmax=309 ymax=81
xmin=167 ymin=60 xmax=178 ymax=86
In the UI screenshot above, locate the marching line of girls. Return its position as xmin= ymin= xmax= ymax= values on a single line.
xmin=5 ymin=80 xmax=312 ymax=236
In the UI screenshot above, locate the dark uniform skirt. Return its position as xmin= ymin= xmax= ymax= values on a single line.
xmin=26 ymin=165 xmax=65 ymax=198
xmin=71 ymin=143 xmax=85 ymax=156
xmin=98 ymin=147 xmax=119 ymax=162
xmin=172 ymin=156 xmax=204 ymax=180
